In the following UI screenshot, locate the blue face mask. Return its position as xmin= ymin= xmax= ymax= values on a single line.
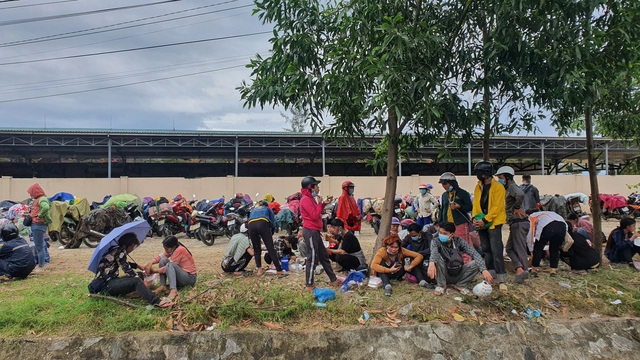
xmin=411 ymin=236 xmax=420 ymax=241
xmin=438 ymin=234 xmax=450 ymax=243
xmin=419 ymin=189 xmax=427 ymax=195
xmin=348 ymin=188 xmax=354 ymax=195
xmin=498 ymin=179 xmax=506 ymax=186
xmin=312 ymin=191 xmax=317 ymax=197
xmin=338 ymin=230 xmax=343 ymax=236
xmin=447 ymin=187 xmax=454 ymax=193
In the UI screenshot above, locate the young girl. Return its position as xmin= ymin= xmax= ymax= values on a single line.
xmin=144 ymin=236 xmax=197 ymax=301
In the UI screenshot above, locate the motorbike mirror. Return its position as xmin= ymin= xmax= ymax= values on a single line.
xmin=255 ymin=192 xmax=260 ymax=198
xmin=192 ymin=194 xmax=196 ymax=199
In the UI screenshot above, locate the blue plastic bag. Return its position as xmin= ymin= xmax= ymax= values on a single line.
xmin=340 ymin=271 xmax=365 ymax=293
xmin=313 ymin=288 xmax=336 ymax=303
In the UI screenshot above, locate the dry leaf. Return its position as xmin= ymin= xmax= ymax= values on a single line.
xmin=387 ymin=311 xmax=398 ymax=319
xmin=263 ymin=322 xmax=284 ymax=330
xmin=448 ymin=305 xmax=460 ymax=315
xmin=561 ymin=307 xmax=568 ymax=315
xmin=311 ymin=322 xmax=320 ymax=327
xmin=238 ymin=320 xmax=252 ymax=327
xmin=389 ymin=322 xmax=399 ymax=328
xmin=358 ymin=318 xmax=366 ymax=325
xmin=453 ymin=313 xmax=465 ymax=322
xmin=368 ymin=310 xmax=383 ymax=314
xmin=166 ymin=317 xmax=174 ymax=331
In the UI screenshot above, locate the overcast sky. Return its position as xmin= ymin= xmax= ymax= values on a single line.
xmin=0 ymin=0 xmax=561 ymax=135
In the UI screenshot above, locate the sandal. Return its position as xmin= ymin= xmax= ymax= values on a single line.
xmin=276 ymin=271 xmax=289 ymax=278
xmin=458 ymin=288 xmax=470 ymax=296
xmin=434 ymin=286 xmax=445 ymax=296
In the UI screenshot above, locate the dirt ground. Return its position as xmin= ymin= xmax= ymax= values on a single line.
xmin=44 ymin=218 xmax=621 ymax=277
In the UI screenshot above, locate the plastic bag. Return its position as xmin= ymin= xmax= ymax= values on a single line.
xmin=144 ymin=273 xmax=160 ymax=288
xmin=313 ymin=288 xmax=336 ymax=303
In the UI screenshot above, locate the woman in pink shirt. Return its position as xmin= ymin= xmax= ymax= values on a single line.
xmin=144 ymin=236 xmax=197 ymax=301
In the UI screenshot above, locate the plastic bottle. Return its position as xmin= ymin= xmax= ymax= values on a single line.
xmin=404 ymin=257 xmax=411 ymax=267
xmin=280 ymin=256 xmax=289 ymax=272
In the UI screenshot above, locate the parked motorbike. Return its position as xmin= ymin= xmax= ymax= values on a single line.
xmin=49 ymin=210 xmax=78 ymax=246
xmin=191 ymin=200 xmax=226 ymax=246
xmin=598 ymin=194 xmax=630 ymax=220
xmin=225 ymin=203 xmax=250 ymax=238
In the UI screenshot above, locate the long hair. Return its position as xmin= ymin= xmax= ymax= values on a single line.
xmin=163 ymin=235 xmax=192 ymax=256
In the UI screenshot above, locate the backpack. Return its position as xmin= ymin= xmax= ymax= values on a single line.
xmin=440 ymin=240 xmax=464 ymax=276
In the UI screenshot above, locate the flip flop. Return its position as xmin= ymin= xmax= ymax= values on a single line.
xmin=434 ymin=286 xmax=445 ymax=296
xmin=276 ymin=272 xmax=289 ymax=278
xmin=156 ymin=299 xmax=175 ymax=309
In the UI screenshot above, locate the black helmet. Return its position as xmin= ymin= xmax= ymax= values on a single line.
xmin=1 ymin=223 xmax=19 ymax=241
xmin=474 ymin=161 xmax=493 ymax=176
xmin=301 ymin=176 xmax=321 ymax=189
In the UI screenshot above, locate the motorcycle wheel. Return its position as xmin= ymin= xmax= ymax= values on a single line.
xmin=83 ymin=235 xmax=100 ymax=248
xmin=160 ymin=225 xmax=173 ymax=238
xmin=58 ymin=224 xmax=73 ymax=246
xmin=201 ymin=231 xmax=216 ymax=246
xmin=49 ymin=231 xmax=60 ymax=242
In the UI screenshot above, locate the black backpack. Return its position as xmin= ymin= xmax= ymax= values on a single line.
xmin=441 ymin=240 xmax=464 ymax=276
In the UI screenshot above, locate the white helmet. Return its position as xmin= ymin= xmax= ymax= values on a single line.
xmin=439 ymin=172 xmax=457 ymax=183
xmin=239 ymin=224 xmax=248 ymax=233
xmin=495 ymin=166 xmax=515 ymax=177
xmin=473 ymin=281 xmax=493 ymax=297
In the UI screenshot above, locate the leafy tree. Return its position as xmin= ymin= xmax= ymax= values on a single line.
xmin=527 ymin=0 xmax=640 ymax=259
xmin=239 ymin=0 xmax=475 ymax=250
xmin=281 ymin=105 xmax=309 ymax=132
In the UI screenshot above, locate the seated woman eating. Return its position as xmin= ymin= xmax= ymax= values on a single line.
xmin=427 ymin=222 xmax=493 ymax=296
xmin=371 ymin=234 xmax=429 ymax=297
xmin=90 ymin=232 xmax=173 ymax=308
xmin=144 ymin=236 xmax=197 ymax=301
xmin=605 ymin=217 xmax=640 ymax=270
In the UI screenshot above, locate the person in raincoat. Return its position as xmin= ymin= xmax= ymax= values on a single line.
xmin=0 ymin=224 xmax=36 ymax=279
xmin=27 ymin=183 xmax=51 ymax=271
xmin=335 ymin=181 xmax=361 ymax=233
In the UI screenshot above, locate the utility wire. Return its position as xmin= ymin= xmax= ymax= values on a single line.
xmin=0 ymin=0 xmax=180 ymax=26
xmin=0 ymin=10 xmax=251 ymax=60
xmin=0 ymin=64 xmax=246 ymax=103
xmin=1 ymin=52 xmax=265 ymax=93
xmin=0 ymin=0 xmax=246 ymax=47
xmin=0 ymin=31 xmax=271 ymax=66
xmin=0 ymin=0 xmax=77 ymax=10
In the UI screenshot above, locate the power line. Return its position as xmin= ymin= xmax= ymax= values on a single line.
xmin=0 ymin=0 xmax=247 ymax=47
xmin=0 ymin=31 xmax=271 ymax=65
xmin=0 ymin=0 xmax=78 ymax=10
xmin=0 ymin=10 xmax=251 ymax=60
xmin=0 ymin=64 xmax=246 ymax=103
xmin=1 ymin=52 xmax=265 ymax=93
xmin=0 ymin=0 xmax=181 ymax=26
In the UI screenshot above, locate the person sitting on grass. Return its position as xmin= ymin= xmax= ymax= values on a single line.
xmin=144 ymin=236 xmax=197 ymax=301
xmin=221 ymin=224 xmax=254 ymax=275
xmin=427 ymin=222 xmax=493 ymax=296
xmin=326 ymin=218 xmax=368 ymax=273
xmin=605 ymin=217 xmax=640 ymax=271
xmin=0 ymin=223 xmax=36 ymax=279
xmin=371 ymin=234 xmax=430 ymax=297
xmin=91 ymin=233 xmax=173 ymax=308
xmin=265 ymin=234 xmax=298 ymax=268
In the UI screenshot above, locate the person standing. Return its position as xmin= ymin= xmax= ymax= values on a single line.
xmin=471 ymin=161 xmax=507 ymax=292
xmin=247 ymin=200 xmax=285 ymax=277
xmin=520 ymin=175 xmax=540 ymax=214
xmin=335 ymin=181 xmax=361 ymax=233
xmin=415 ymin=184 xmax=438 ymax=227
xmin=438 ymin=172 xmax=473 ymax=244
xmin=27 ymin=183 xmax=51 ymax=272
xmin=495 ymin=166 xmax=530 ymax=284
xmin=300 ymin=176 xmax=340 ymax=290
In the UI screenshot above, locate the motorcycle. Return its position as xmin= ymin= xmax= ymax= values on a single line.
xmin=225 ymin=203 xmax=251 ymax=238
xmin=156 ymin=200 xmax=193 ymax=238
xmin=191 ymin=199 xmax=226 ymax=246
xmin=71 ymin=205 xmax=132 ymax=248
xmin=49 ymin=210 xmax=78 ymax=246
xmin=598 ymin=194 xmax=630 ymax=220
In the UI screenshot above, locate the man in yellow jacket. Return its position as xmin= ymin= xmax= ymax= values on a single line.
xmin=472 ymin=161 xmax=507 ymax=292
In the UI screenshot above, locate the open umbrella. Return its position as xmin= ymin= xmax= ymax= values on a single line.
xmin=87 ymin=220 xmax=150 ymax=274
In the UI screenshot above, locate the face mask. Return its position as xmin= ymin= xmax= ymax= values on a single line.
xmin=312 ymin=191 xmax=317 ymax=197
xmin=476 ymin=175 xmax=485 ymax=182
xmin=447 ymin=187 xmax=454 ymax=193
xmin=338 ymin=230 xmax=343 ymax=236
xmin=498 ymin=179 xmax=506 ymax=186
xmin=411 ymin=236 xmax=420 ymax=241
xmin=438 ymin=234 xmax=450 ymax=243
xmin=348 ymin=188 xmax=354 ymax=195
xmin=419 ymin=189 xmax=426 ymax=195
xmin=387 ymin=248 xmax=399 ymax=256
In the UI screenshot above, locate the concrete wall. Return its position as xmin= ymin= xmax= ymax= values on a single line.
xmin=2 ymin=175 xmax=639 ymax=202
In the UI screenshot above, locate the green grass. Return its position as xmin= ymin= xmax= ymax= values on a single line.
xmin=0 ymin=265 xmax=639 ymax=337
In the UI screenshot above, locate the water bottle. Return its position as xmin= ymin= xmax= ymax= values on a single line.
xmin=404 ymin=257 xmax=411 ymax=267
xmin=281 ymin=256 xmax=289 ymax=272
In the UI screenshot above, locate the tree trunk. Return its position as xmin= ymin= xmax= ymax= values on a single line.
xmin=372 ymin=108 xmax=400 ymax=258
xmin=481 ymin=25 xmax=491 ymax=161
xmin=585 ymin=106 xmax=603 ymax=262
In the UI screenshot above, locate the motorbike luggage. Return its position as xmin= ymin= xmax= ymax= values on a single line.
xmin=148 ymin=206 xmax=158 ymax=218
xmin=159 ymin=203 xmax=172 ymax=213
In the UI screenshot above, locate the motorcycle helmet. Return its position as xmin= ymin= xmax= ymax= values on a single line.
xmin=1 ymin=223 xmax=19 ymax=241
xmin=474 ymin=161 xmax=494 ymax=176
xmin=472 ymin=281 xmax=493 ymax=297
xmin=391 ymin=217 xmax=401 ymax=225
xmin=438 ymin=172 xmax=457 ymax=183
xmin=495 ymin=166 xmax=515 ymax=179
xmin=400 ymin=219 xmax=414 ymax=228
xmin=418 ymin=184 xmax=428 ymax=190
xmin=301 ymin=176 xmax=321 ymax=189
xmin=341 ymin=180 xmax=355 ymax=189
